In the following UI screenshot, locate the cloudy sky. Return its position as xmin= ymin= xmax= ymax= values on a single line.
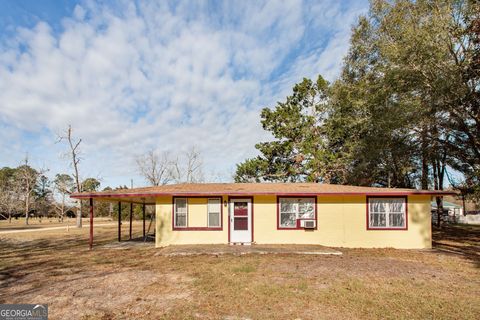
xmin=0 ymin=0 xmax=368 ymax=188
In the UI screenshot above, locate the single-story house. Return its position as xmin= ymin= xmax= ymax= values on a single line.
xmin=71 ymin=183 xmax=454 ymax=249
xmin=431 ymin=201 xmax=463 ymax=218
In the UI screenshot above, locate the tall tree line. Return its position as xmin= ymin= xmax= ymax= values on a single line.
xmin=0 ymin=162 xmax=106 ymax=223
xmin=235 ymin=0 xmax=479 ymax=198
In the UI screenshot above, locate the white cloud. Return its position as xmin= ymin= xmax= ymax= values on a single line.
xmin=0 ymin=0 xmax=368 ymax=187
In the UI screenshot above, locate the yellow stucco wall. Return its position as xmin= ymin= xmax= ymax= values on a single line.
xmin=156 ymin=194 xmax=432 ymax=249
xmin=156 ymin=196 xmax=228 ymax=246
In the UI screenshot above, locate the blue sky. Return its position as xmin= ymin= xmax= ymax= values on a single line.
xmin=0 ymin=0 xmax=369 ymax=188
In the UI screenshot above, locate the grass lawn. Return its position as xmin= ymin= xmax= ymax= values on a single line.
xmin=0 ymin=223 xmax=479 ymax=319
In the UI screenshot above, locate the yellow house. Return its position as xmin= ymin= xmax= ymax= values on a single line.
xmin=72 ymin=183 xmax=454 ymax=249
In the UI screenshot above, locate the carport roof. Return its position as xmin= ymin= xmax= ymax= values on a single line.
xmin=70 ymin=183 xmax=456 ymax=204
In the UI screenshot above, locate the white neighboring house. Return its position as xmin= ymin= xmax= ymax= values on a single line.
xmin=431 ymin=201 xmax=463 ymax=223
xmin=431 ymin=201 xmax=480 ymax=225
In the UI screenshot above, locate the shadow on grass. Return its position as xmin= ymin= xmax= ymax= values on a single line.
xmin=432 ymin=224 xmax=480 ymax=268
xmin=0 ymin=226 xmax=56 ymax=231
xmin=0 ymin=233 xmax=131 ymax=302
xmin=0 ymin=227 xmax=158 ymax=303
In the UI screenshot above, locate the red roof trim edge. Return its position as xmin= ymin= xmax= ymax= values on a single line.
xmin=71 ymin=190 xmax=456 ymax=199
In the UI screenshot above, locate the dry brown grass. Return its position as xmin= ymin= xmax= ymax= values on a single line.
xmin=0 ymin=217 xmax=114 ymax=230
xmin=0 ymin=224 xmax=479 ymax=320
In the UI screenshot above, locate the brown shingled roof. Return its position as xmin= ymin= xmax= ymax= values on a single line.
xmin=70 ymin=183 xmax=455 ymax=203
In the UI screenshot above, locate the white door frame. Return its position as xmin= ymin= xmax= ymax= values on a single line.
xmin=229 ymin=198 xmax=252 ymax=244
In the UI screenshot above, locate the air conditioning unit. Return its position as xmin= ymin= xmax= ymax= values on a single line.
xmin=300 ymin=220 xmax=316 ymax=229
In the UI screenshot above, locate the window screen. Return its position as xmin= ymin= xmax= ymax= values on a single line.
xmin=208 ymin=198 xmax=221 ymax=227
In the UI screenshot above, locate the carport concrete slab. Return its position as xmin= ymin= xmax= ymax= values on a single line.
xmin=154 ymin=244 xmax=342 ymax=256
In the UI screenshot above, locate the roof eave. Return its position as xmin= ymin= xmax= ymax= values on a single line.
xmin=70 ymin=190 xmax=457 ymax=199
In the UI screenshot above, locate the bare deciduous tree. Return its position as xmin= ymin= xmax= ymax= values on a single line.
xmin=172 ymin=146 xmax=204 ymax=183
xmin=15 ymin=155 xmax=43 ymax=225
xmin=0 ymin=167 xmax=18 ymax=223
xmin=58 ymin=125 xmax=83 ymax=228
xmin=136 ymin=150 xmax=172 ymax=186
xmin=53 ymin=173 xmax=75 ymax=222
xmin=136 ymin=147 xmax=204 ymax=186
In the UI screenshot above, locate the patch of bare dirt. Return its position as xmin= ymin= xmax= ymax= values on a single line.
xmin=264 ymin=252 xmax=451 ymax=281
xmin=3 ymin=269 xmax=194 ymax=319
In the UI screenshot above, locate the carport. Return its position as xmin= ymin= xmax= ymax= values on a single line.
xmin=71 ymin=190 xmax=158 ymax=249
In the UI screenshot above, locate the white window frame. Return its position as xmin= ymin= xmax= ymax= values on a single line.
xmin=207 ymin=198 xmax=221 ymax=228
xmin=278 ymin=197 xmax=316 ymax=229
xmin=368 ymin=197 xmax=407 ymax=230
xmin=174 ymin=198 xmax=188 ymax=228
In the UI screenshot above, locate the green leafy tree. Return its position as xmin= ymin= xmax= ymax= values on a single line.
xmin=236 ymin=0 xmax=479 ymax=204
xmin=79 ymin=178 xmax=101 ymax=218
xmin=81 ymin=178 xmax=101 ymax=192
xmin=235 ymin=76 xmax=332 ymax=182
xmin=34 ymin=175 xmax=53 ymax=220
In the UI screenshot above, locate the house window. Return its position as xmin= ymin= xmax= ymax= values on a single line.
xmin=174 ymin=198 xmax=187 ymax=227
xmin=278 ymin=197 xmax=315 ymax=229
xmin=208 ymin=198 xmax=221 ymax=227
xmin=368 ymin=197 xmax=407 ymax=229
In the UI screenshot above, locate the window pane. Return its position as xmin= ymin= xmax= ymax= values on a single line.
xmin=370 ymin=213 xmax=386 ymax=227
xmin=234 ymin=217 xmax=248 ymax=230
xmin=175 ymin=198 xmax=187 ymax=227
xmin=388 ymin=199 xmax=404 ymax=213
xmin=176 ymin=198 xmax=187 ymax=213
xmin=176 ymin=198 xmax=187 ymax=208
xmin=369 ymin=197 xmax=405 ymax=228
xmin=298 ymin=199 xmax=314 ymax=219
xmin=370 ymin=200 xmax=386 ymax=213
xmin=279 ymin=198 xmax=315 ymax=227
xmin=208 ymin=199 xmax=221 ymax=213
xmin=208 ymin=212 xmax=220 ymax=227
xmin=234 ymin=202 xmax=248 ymax=216
xmin=280 ymin=211 xmax=297 ymax=227
xmin=208 ymin=199 xmax=221 ymax=227
xmin=280 ymin=199 xmax=296 ymax=212
xmin=234 ymin=202 xmax=247 ymax=210
xmin=389 ymin=213 xmax=405 ymax=227
xmin=175 ymin=214 xmax=186 ymax=227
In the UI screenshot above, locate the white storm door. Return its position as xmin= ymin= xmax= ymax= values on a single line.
xmin=230 ymin=199 xmax=252 ymax=243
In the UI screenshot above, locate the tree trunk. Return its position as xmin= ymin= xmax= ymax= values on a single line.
xmin=421 ymin=131 xmax=429 ymax=190
xmin=76 ymin=199 xmax=82 ymax=228
xmin=436 ymin=196 xmax=443 ymax=228
xmin=434 ymin=148 xmax=447 ymax=227
xmin=432 ymin=160 xmax=441 ymax=227
xmin=25 ymin=193 xmax=30 ymax=225
xmin=60 ymin=195 xmax=65 ymax=223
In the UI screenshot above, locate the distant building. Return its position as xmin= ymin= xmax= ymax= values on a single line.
xmin=431 ymin=201 xmax=463 ymax=223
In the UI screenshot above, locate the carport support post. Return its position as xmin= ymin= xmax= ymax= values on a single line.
xmin=129 ymin=203 xmax=133 ymax=240
xmin=142 ymin=203 xmax=146 ymax=239
xmin=118 ymin=201 xmax=122 ymax=242
xmin=89 ymin=198 xmax=93 ymax=250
